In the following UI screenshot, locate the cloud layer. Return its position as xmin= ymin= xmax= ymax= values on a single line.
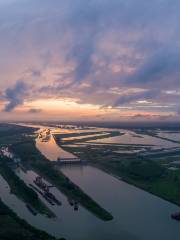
xmin=3 ymin=81 xmax=28 ymax=112
xmin=0 ymin=0 xmax=180 ymax=120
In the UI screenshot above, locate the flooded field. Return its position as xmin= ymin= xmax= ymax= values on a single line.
xmin=61 ymin=132 xmax=109 ymax=141
xmin=89 ymin=129 xmax=180 ymax=150
xmin=157 ymin=131 xmax=180 ymax=142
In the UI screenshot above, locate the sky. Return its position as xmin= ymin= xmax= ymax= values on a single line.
xmin=0 ymin=0 xmax=180 ymax=122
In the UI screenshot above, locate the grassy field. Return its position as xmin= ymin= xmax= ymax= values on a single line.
xmin=0 ymin=124 xmax=38 ymax=146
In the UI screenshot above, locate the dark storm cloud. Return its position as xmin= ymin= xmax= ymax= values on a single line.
xmin=28 ymin=108 xmax=42 ymax=113
xmin=29 ymin=69 xmax=41 ymax=77
xmin=67 ymin=39 xmax=95 ymax=83
xmin=113 ymin=89 xmax=160 ymax=106
xmin=127 ymin=48 xmax=180 ymax=87
xmin=64 ymin=0 xmax=103 ymax=84
xmin=4 ymin=81 xmax=28 ymax=112
xmin=62 ymin=0 xmax=180 ymax=92
xmin=177 ymin=107 xmax=180 ymax=115
xmin=131 ymin=114 xmax=174 ymax=121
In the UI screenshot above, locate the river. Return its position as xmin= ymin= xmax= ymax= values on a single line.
xmin=1 ymin=124 xmax=180 ymax=240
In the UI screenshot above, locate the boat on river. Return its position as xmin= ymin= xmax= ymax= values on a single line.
xmin=26 ymin=204 xmax=38 ymax=216
xmin=171 ymin=212 xmax=180 ymax=221
xmin=33 ymin=176 xmax=62 ymax=206
xmin=74 ymin=202 xmax=79 ymax=211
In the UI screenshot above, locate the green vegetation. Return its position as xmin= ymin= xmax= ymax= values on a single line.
xmin=11 ymin=139 xmax=113 ymax=221
xmin=127 ymin=160 xmax=165 ymax=180
xmin=0 ymin=124 xmax=38 ymax=146
xmin=0 ymin=156 xmax=54 ymax=217
xmin=0 ymin=124 xmax=36 ymax=138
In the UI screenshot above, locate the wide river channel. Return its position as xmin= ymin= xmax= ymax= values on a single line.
xmin=1 ymin=124 xmax=180 ymax=240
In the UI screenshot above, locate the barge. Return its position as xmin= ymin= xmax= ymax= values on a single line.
xmin=33 ymin=176 xmax=62 ymax=206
